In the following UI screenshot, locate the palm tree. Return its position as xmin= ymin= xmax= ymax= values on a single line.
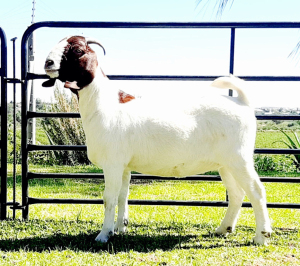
xmin=197 ymin=0 xmax=300 ymax=58
xmin=196 ymin=0 xmax=234 ymax=19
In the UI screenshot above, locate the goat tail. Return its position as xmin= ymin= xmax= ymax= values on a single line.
xmin=211 ymin=76 xmax=251 ymax=106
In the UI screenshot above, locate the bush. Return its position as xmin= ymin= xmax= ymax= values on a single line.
xmin=254 ymin=154 xmax=298 ymax=173
xmin=274 ymin=130 xmax=300 ymax=170
xmin=41 ymin=86 xmax=90 ymax=165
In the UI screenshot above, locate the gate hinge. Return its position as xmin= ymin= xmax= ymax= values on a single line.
xmin=4 ymin=78 xmax=24 ymax=84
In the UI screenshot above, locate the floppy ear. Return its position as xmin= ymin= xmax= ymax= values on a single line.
xmin=42 ymin=79 xmax=56 ymax=87
xmin=64 ymin=81 xmax=81 ymax=90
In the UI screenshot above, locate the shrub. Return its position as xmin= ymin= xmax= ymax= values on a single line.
xmin=274 ymin=130 xmax=300 ymax=170
xmin=41 ymin=86 xmax=90 ymax=165
xmin=254 ymin=155 xmax=277 ymax=172
xmin=254 ymin=154 xmax=298 ymax=173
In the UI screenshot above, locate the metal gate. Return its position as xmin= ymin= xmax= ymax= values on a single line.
xmin=16 ymin=21 xmax=300 ymax=219
xmin=0 ymin=27 xmax=7 ymax=220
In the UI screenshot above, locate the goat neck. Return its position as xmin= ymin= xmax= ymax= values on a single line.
xmin=77 ymin=69 xmax=119 ymax=121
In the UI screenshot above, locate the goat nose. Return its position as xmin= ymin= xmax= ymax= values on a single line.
xmin=45 ymin=59 xmax=54 ymax=68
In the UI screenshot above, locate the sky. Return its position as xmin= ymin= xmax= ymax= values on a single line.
xmin=1 ymin=0 xmax=300 ymax=107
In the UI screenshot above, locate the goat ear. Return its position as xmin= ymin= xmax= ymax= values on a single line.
xmin=64 ymin=81 xmax=81 ymax=90
xmin=42 ymin=79 xmax=56 ymax=87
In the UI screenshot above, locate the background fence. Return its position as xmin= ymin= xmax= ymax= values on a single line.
xmin=2 ymin=21 xmax=299 ymax=220
xmin=0 ymin=27 xmax=7 ymax=220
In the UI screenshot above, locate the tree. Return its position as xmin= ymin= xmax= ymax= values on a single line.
xmin=196 ymin=0 xmax=234 ymax=19
xmin=196 ymin=0 xmax=300 ymax=58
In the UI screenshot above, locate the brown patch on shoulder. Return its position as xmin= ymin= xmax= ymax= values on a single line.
xmin=118 ymin=90 xmax=135 ymax=104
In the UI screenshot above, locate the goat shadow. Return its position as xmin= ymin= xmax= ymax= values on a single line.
xmin=0 ymin=220 xmax=262 ymax=253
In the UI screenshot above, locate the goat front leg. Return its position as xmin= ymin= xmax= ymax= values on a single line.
xmin=114 ymin=170 xmax=131 ymax=233
xmin=95 ymin=166 xmax=123 ymax=243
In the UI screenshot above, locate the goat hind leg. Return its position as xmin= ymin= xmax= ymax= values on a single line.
xmin=216 ymin=167 xmax=245 ymax=236
xmin=230 ymin=164 xmax=272 ymax=245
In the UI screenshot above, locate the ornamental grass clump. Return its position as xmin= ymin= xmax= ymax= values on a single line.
xmin=41 ymin=85 xmax=90 ymax=165
xmin=274 ymin=129 xmax=300 ymax=170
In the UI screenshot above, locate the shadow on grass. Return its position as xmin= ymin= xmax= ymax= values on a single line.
xmin=0 ymin=219 xmax=266 ymax=253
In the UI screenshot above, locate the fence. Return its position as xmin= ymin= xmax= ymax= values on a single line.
xmin=2 ymin=21 xmax=300 ymax=220
xmin=0 ymin=28 xmax=7 ymax=220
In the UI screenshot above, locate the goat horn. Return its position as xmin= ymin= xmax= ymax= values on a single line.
xmin=86 ymin=38 xmax=106 ymax=55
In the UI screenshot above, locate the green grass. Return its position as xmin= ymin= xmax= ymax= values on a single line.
xmin=1 ymin=164 xmax=300 ymax=265
xmin=256 ymin=130 xmax=300 ymax=149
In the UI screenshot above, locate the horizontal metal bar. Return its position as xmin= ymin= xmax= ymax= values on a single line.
xmin=27 ymin=197 xmax=300 ymax=209
xmin=27 ymin=145 xmax=300 ymax=155
xmin=27 ymin=73 xmax=300 ymax=82
xmin=25 ymin=21 xmax=300 ymax=33
xmin=27 ymin=144 xmax=87 ymax=151
xmin=254 ymin=148 xmax=300 ymax=154
xmin=107 ymin=75 xmax=300 ymax=81
xmin=27 ymin=172 xmax=222 ymax=181
xmin=27 ymin=172 xmax=300 ymax=183
xmin=256 ymin=115 xmax=300 ymax=120
xmin=28 ymin=111 xmax=80 ymax=118
xmin=28 ymin=112 xmax=299 ymax=120
xmin=4 ymin=78 xmax=23 ymax=84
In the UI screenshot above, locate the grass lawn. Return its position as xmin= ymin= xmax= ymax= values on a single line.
xmin=1 ymin=163 xmax=299 ymax=265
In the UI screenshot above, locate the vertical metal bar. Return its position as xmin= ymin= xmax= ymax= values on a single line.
xmin=228 ymin=27 xmax=236 ymax=97
xmin=225 ymin=27 xmax=236 ymax=203
xmin=21 ymin=33 xmax=29 ymax=220
xmin=0 ymin=28 xmax=8 ymax=220
xmin=11 ymin=37 xmax=17 ymax=219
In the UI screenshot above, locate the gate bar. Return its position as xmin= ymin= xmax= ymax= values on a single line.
xmin=26 ymin=144 xmax=300 ymax=154
xmin=27 ymin=172 xmax=300 ymax=183
xmin=11 ymin=37 xmax=17 ymax=219
xmin=27 ymin=197 xmax=300 ymax=209
xmin=27 ymin=111 xmax=300 ymax=120
xmin=0 ymin=28 xmax=7 ymax=220
xmin=26 ymin=73 xmax=300 ymax=82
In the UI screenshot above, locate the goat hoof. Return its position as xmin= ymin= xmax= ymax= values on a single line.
xmin=114 ymin=219 xmax=128 ymax=233
xmin=215 ymin=226 xmax=232 ymax=236
xmin=114 ymin=224 xmax=127 ymax=234
xmin=226 ymin=226 xmax=233 ymax=233
xmin=95 ymin=231 xmax=114 ymax=243
xmin=253 ymin=231 xmax=272 ymax=245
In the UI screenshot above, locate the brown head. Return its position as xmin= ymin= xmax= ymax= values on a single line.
xmin=42 ymin=36 xmax=106 ymax=92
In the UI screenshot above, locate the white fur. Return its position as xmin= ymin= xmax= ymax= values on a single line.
xmin=75 ymin=71 xmax=271 ymax=245
xmin=45 ymin=38 xmax=272 ymax=244
xmin=45 ymin=39 xmax=69 ymax=78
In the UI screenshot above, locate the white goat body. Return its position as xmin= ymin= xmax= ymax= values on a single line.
xmin=43 ymin=36 xmax=272 ymax=245
xmin=80 ymin=74 xmax=254 ymax=178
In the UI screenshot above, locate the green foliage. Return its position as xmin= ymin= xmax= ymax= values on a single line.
xmin=254 ymin=155 xmax=298 ymax=173
xmin=7 ymin=125 xmax=21 ymax=164
xmin=41 ymin=87 xmax=90 ymax=165
xmin=274 ymin=130 xmax=300 ymax=170
xmin=257 ymin=120 xmax=300 ymax=131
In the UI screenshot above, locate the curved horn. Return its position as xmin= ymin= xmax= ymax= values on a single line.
xmin=86 ymin=38 xmax=106 ymax=55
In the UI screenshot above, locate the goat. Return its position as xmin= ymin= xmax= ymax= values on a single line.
xmin=43 ymin=36 xmax=272 ymax=245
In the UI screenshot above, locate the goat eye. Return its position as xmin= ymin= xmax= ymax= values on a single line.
xmin=74 ymin=49 xmax=83 ymax=54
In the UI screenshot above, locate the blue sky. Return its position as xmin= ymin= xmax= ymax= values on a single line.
xmin=1 ymin=0 xmax=300 ymax=107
